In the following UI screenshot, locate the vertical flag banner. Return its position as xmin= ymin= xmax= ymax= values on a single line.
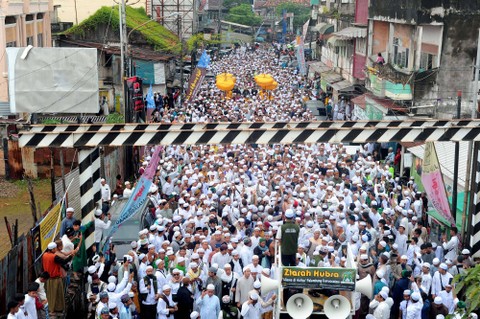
xmin=104 ymin=146 xmax=162 ymax=246
xmin=282 ymin=9 xmax=287 ymax=43
xmin=302 ymin=18 xmax=310 ymax=40
xmin=146 ymin=84 xmax=155 ymax=109
xmin=296 ymin=36 xmax=306 ymax=75
xmin=184 ymin=50 xmax=210 ymax=103
xmin=421 ymin=142 xmax=455 ymax=225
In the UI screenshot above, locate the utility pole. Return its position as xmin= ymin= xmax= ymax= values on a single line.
xmin=178 ymin=15 xmax=184 ymax=106
xmin=119 ymin=0 xmax=131 ymax=122
xmin=452 ymin=90 xmax=461 ymax=223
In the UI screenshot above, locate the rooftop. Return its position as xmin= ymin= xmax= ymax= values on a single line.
xmin=64 ymin=6 xmax=180 ymax=53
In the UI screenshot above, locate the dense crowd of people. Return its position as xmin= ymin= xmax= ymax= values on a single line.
xmin=151 ymin=44 xmax=318 ymax=123
xmin=10 ymin=43 xmax=477 ymax=319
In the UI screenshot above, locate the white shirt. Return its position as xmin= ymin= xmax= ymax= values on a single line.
xmin=421 ymin=272 xmax=432 ymax=294
xmin=101 ymin=184 xmax=111 ymax=202
xmin=61 ymin=234 xmax=75 ymax=254
xmin=405 ymin=301 xmax=422 ymax=319
xmin=437 ymin=290 xmax=455 ymax=313
xmin=211 ymin=252 xmax=231 ymax=269
xmin=240 ymin=301 xmax=263 ymax=319
xmin=442 ymin=236 xmax=459 ymax=261
xmin=431 ymin=271 xmax=453 ymax=296
xmin=123 ymin=187 xmax=133 ymax=198
xmin=373 ymin=301 xmax=390 ymax=319
xmin=24 ymin=294 xmax=38 ymax=319
xmin=94 ymin=217 xmax=111 ymax=243
xmin=157 ymin=293 xmax=175 ymax=319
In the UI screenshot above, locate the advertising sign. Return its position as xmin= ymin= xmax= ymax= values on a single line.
xmin=281 ymin=267 xmax=356 ymax=291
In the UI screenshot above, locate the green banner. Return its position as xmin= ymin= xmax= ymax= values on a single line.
xmin=281 ymin=267 xmax=356 ymax=291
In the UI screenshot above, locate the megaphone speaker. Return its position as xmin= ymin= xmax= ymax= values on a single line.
xmin=260 ymin=275 xmax=280 ymax=297
xmin=286 ymin=293 xmax=314 ymax=319
xmin=355 ymin=274 xmax=373 ymax=299
xmin=323 ymin=294 xmax=351 ymax=319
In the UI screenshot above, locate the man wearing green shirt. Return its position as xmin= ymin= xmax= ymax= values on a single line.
xmin=72 ymin=219 xmax=93 ymax=274
xmin=277 ymin=209 xmax=300 ymax=267
xmin=277 ymin=209 xmax=300 ymax=306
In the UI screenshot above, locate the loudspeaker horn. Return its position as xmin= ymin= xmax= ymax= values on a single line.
xmin=286 ymin=293 xmax=314 ymax=319
xmin=323 ymin=294 xmax=351 ymax=319
xmin=355 ymin=274 xmax=373 ymax=299
xmin=260 ymin=275 xmax=280 ymax=296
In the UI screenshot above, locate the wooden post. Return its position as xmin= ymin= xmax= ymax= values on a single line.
xmin=13 ymin=219 xmax=18 ymax=246
xmin=4 ymin=217 xmax=13 ymax=247
xmin=26 ymin=175 xmax=38 ymax=225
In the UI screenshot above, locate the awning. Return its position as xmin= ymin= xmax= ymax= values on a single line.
xmin=365 ymin=94 xmax=408 ymax=112
xmin=321 ymin=71 xmax=343 ymax=84
xmin=333 ymin=27 xmax=367 ymax=39
xmin=351 ymin=94 xmax=366 ymax=109
xmin=330 ymin=80 xmax=354 ymax=92
xmin=314 ymin=23 xmax=334 ymax=35
xmin=327 ymin=36 xmax=347 ymax=47
xmin=308 ymin=61 xmax=330 ymax=74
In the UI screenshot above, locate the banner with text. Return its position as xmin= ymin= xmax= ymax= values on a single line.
xmin=184 ymin=50 xmax=210 ymax=103
xmin=296 ymin=36 xmax=306 ymax=76
xmin=421 ymin=142 xmax=455 ymax=225
xmin=282 ymin=267 xmax=356 ymax=290
xmin=184 ymin=67 xmax=206 ymax=103
xmin=103 ymin=146 xmax=162 ymax=250
xmin=39 ymin=201 xmax=63 ymax=252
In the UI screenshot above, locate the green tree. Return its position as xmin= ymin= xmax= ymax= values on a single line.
xmin=223 ymin=0 xmax=251 ymax=11
xmin=451 ymin=263 xmax=480 ymax=318
xmin=226 ymin=4 xmax=262 ymax=26
xmin=275 ymin=2 xmax=310 ymax=28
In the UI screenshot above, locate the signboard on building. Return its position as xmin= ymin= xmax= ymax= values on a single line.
xmin=281 ymin=267 xmax=356 ymax=291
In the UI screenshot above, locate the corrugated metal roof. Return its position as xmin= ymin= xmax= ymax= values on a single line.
xmin=308 ymin=61 xmax=330 ymax=74
xmin=333 ymin=27 xmax=367 ymax=39
xmin=0 ymin=102 xmax=13 ymax=116
xmin=408 ymin=142 xmax=469 ymax=188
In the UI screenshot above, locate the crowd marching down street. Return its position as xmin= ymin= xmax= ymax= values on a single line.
xmin=10 ymin=43 xmax=476 ymax=319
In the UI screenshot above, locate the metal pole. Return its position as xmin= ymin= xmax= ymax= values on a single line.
xmin=467 ymin=142 xmax=479 ymax=247
xmin=472 ymin=29 xmax=480 ymax=118
xmin=400 ymin=144 xmax=405 ymax=177
xmin=452 ymin=91 xmax=461 ymax=222
xmin=466 ymin=32 xmax=480 ymax=245
xmin=463 ymin=141 xmax=472 ymax=243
